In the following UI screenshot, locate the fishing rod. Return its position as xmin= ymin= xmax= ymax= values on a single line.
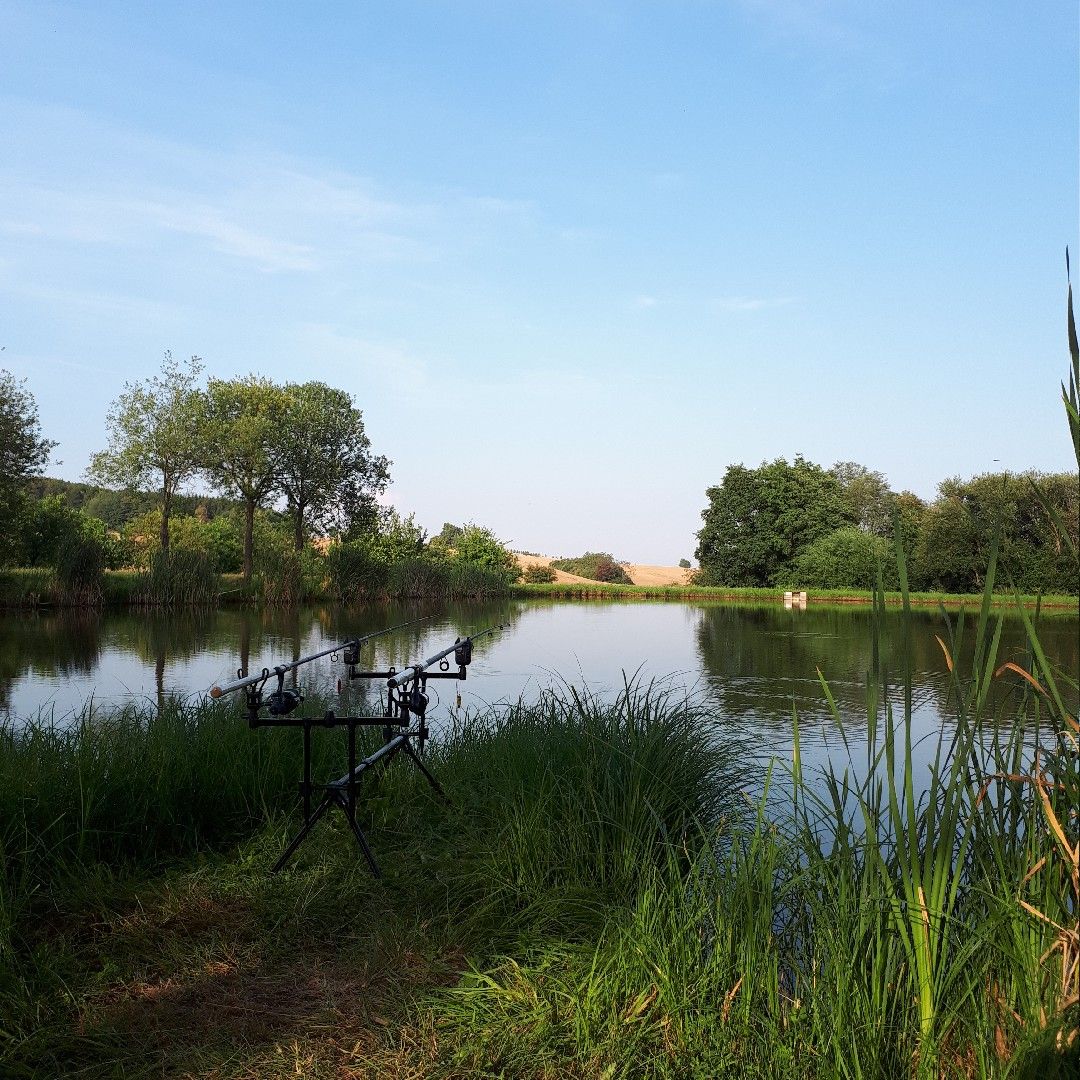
xmin=387 ymin=624 xmax=504 ymax=689
xmin=208 ymin=614 xmax=435 ymax=700
xmin=210 ymin=619 xmax=506 ymax=877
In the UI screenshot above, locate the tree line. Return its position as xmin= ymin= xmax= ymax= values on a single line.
xmin=83 ymin=353 xmax=390 ymax=580
xmin=694 ymin=456 xmax=1078 ymax=594
xmin=0 ymin=356 xmax=519 ymax=594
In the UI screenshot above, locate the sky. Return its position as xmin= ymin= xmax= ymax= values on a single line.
xmin=1 ymin=1 xmax=1077 ymax=565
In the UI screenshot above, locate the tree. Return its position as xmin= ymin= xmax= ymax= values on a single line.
xmin=695 ymin=456 xmax=853 ymax=587
xmin=271 ymin=381 xmax=390 ymax=551
xmin=830 ymin=461 xmax=894 ymax=537
xmin=87 ymin=352 xmax=204 ymax=554
xmin=790 ymin=526 xmax=892 ymax=590
xmin=0 ymin=369 xmax=56 ymax=563
xmin=450 ymin=523 xmax=519 ymax=577
xmin=431 ymin=522 xmax=465 ymax=550
xmin=200 ymin=375 xmax=287 ymax=581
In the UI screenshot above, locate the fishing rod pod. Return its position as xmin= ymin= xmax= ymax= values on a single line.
xmin=211 ymin=620 xmax=504 ymax=877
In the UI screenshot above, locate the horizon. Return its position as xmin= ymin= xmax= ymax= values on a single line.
xmin=3 ymin=1 xmax=1077 ymax=564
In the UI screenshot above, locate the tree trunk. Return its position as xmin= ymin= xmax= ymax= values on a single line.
xmin=243 ymin=497 xmax=255 ymax=581
xmin=160 ymin=486 xmax=171 ymax=553
xmin=293 ymin=503 xmax=305 ymax=552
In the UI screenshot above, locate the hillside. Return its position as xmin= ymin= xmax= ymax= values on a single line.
xmin=516 ymin=553 xmax=692 ymax=586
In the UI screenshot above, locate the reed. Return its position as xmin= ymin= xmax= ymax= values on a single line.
xmin=53 ymin=536 xmax=105 ymax=606
xmin=134 ymin=549 xmax=218 ymax=606
xmin=328 ymin=545 xmax=513 ymax=602
xmin=422 ymin=587 xmax=1078 ymax=1077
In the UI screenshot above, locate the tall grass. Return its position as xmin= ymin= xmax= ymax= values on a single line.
xmin=420 ymin=589 xmax=1077 ymax=1077
xmin=53 ymin=537 xmax=105 ymax=606
xmin=0 ymin=681 xmax=743 ymax=1073
xmin=328 ymin=545 xmax=514 ymax=602
xmin=135 ymin=549 xmax=218 ymax=606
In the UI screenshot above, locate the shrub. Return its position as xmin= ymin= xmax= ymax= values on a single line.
xmin=551 ymin=552 xmax=632 ymax=584
xmin=788 ymin=526 xmax=893 ymax=590
xmin=522 ymin=563 xmax=557 ymax=583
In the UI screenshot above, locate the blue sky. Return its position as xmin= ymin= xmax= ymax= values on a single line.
xmin=2 ymin=1 xmax=1076 ymax=564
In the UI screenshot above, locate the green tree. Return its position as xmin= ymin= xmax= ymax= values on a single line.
xmin=200 ymin=375 xmax=287 ymax=581
xmin=87 ymin=352 xmax=204 ymax=555
xmin=830 ymin=461 xmax=895 ymax=537
xmin=271 ymin=381 xmax=390 ymax=551
xmin=431 ymin=522 xmax=465 ymax=550
xmin=695 ymin=456 xmax=853 ymax=587
xmin=0 ymin=369 xmax=56 ymax=564
xmin=913 ymin=471 xmax=1078 ymax=594
xmin=789 ymin=526 xmax=893 ymax=590
xmin=450 ymin=523 xmax=519 ymax=577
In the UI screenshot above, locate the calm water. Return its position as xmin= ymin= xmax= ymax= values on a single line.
xmin=3 ymin=599 xmax=1077 ymax=778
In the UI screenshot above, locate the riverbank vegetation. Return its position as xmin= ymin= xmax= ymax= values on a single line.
xmin=0 ymin=577 xmax=1076 ymax=1076
xmin=695 ymin=458 xmax=1078 ymax=595
xmin=550 ymin=551 xmax=633 ymax=584
xmin=3 ymin=342 xmax=1078 ymax=611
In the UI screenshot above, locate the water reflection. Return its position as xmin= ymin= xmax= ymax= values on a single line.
xmin=2 ymin=601 xmax=1076 ymax=784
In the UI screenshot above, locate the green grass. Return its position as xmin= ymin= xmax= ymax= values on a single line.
xmin=2 ymin=621 xmax=1077 ymax=1077
xmin=515 ymin=579 xmax=1079 ymax=608
xmin=0 ymin=680 xmax=741 ymax=1077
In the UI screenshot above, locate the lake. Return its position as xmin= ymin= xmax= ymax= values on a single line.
xmin=3 ymin=599 xmax=1076 ymax=780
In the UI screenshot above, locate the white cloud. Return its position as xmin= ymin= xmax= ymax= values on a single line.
xmin=137 ymin=201 xmax=319 ymax=273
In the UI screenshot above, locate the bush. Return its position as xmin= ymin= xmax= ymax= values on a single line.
xmin=522 ymin=563 xmax=557 ymax=583
xmin=788 ymin=526 xmax=894 ymax=590
xmin=678 ymin=558 xmax=691 ymax=569
xmin=551 ymin=552 xmax=632 ymax=584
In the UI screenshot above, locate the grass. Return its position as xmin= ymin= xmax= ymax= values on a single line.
xmin=515 ymin=579 xmax=1079 ymax=609
xmin=1 ymin=611 xmax=1077 ymax=1077
xmin=0 ymin=680 xmax=741 ymax=1077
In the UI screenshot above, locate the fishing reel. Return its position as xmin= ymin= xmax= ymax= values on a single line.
xmin=267 ymin=687 xmax=304 ymax=716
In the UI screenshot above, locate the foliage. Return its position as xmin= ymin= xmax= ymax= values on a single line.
xmin=522 ymin=563 xmax=557 ymax=583
xmin=448 ymin=523 xmax=519 ymax=579
xmin=361 ymin=507 xmax=429 ymax=562
xmin=912 ymin=471 xmax=1077 ymax=594
xmin=678 ymin=558 xmax=691 ymax=569
xmin=788 ymin=526 xmax=894 ymax=589
xmin=270 ymin=381 xmax=390 ymax=550
xmin=86 ymin=352 xmax=205 ymax=555
xmin=200 ymin=375 xmax=288 ymax=581
xmin=0 ymin=370 xmax=56 ymax=566
xmin=121 ymin=509 xmax=243 ymax=573
xmin=13 ymin=496 xmax=118 ymax=569
xmin=696 ymin=456 xmax=854 ymax=587
xmin=830 ymin=460 xmax=895 ymax=536
xmin=551 ymin=551 xmax=632 ymax=584
xmin=28 ymin=477 xmax=239 ymax=530
xmin=432 ymin=522 xmax=464 ymax=548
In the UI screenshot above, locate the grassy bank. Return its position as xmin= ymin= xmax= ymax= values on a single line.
xmin=515 ymin=579 xmax=1080 ymax=609
xmin=2 ymin=603 xmax=1077 ymax=1077
xmin=0 ymin=554 xmax=516 ymax=610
